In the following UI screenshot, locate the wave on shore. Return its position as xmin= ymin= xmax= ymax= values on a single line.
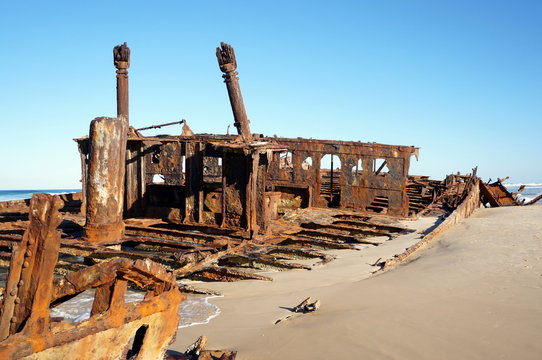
xmin=50 ymin=288 xmax=221 ymax=328
xmin=504 ymin=184 xmax=542 ymax=203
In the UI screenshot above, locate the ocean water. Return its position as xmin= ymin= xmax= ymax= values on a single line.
xmin=503 ymin=184 xmax=542 ymax=204
xmin=0 ymin=189 xmax=81 ymax=202
xmin=50 ymin=287 xmax=221 ymax=328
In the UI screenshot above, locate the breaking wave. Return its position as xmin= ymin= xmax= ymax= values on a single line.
xmin=504 ymin=184 xmax=542 ymax=204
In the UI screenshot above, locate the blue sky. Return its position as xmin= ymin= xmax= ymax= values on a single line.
xmin=0 ymin=0 xmax=540 ymax=189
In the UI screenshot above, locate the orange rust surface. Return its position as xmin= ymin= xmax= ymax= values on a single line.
xmin=0 ymin=194 xmax=184 ymax=360
xmin=480 ymin=181 xmax=519 ymax=207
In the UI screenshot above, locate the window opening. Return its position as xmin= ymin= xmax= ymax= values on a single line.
xmin=320 ymin=154 xmax=341 ymax=207
xmin=301 ymin=156 xmax=313 ymax=170
xmin=152 ymin=174 xmax=164 ymax=184
xmin=351 ymin=159 xmax=363 ymax=176
xmin=203 ymin=156 xmax=222 ymax=183
xmin=279 ymin=151 xmax=293 ymax=169
xmin=373 ymin=158 xmax=389 ymax=176
xmin=151 ymin=151 xmax=160 ymax=164
xmin=181 ymin=155 xmax=186 ymax=185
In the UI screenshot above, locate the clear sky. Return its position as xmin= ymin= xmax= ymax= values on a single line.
xmin=0 ymin=0 xmax=540 ymax=189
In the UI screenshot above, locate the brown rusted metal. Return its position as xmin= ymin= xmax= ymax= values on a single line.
xmin=77 ymin=40 xmax=421 ymax=233
xmin=137 ymin=120 xmax=185 ymax=132
xmin=216 ymin=42 xmax=252 ymax=143
xmin=264 ymin=137 xmax=418 ymax=216
xmin=165 ymin=337 xmax=237 ymax=360
xmin=84 ymin=116 xmax=128 ymax=243
xmin=114 ymin=43 xmax=140 ymax=221
xmin=0 ymin=193 xmax=63 ymax=340
xmin=164 ymin=336 xmax=239 ymax=359
xmin=525 ymin=194 xmax=542 ymax=205
xmin=113 ymin=42 xmax=130 ymax=122
xmin=382 ymin=171 xmax=481 ymax=270
xmin=0 ymin=194 xmax=184 ymax=360
xmin=406 ymin=175 xmax=445 ymax=215
xmin=480 ymin=178 xmax=522 ymax=207
xmin=0 ymin=171 xmax=481 ymax=285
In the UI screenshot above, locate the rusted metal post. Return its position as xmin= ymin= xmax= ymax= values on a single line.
xmin=330 ymin=155 xmax=334 ymax=203
xmin=115 ymin=42 xmax=140 ymax=219
xmin=0 ymin=193 xmax=63 ymax=340
xmin=184 ymin=142 xmax=204 ymax=223
xmin=113 ymin=42 xmax=130 ymax=122
xmin=85 ymin=116 xmax=128 ymax=243
xmin=216 ymin=42 xmax=252 ymax=143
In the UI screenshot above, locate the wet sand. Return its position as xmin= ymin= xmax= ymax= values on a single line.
xmin=172 ymin=205 xmax=542 ymax=359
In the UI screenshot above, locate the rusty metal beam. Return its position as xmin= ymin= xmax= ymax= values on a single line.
xmin=216 ymin=42 xmax=252 ymax=143
xmin=0 ymin=194 xmax=63 ymax=340
xmin=113 ymin=42 xmax=130 ymax=122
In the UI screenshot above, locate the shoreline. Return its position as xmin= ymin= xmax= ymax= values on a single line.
xmin=172 ymin=205 xmax=542 ymax=359
xmin=170 ymin=214 xmax=438 ymax=351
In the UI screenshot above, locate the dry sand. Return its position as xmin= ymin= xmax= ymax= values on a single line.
xmin=172 ymin=205 xmax=542 ymax=359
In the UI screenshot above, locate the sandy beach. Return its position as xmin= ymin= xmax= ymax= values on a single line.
xmin=172 ymin=205 xmax=542 ymax=359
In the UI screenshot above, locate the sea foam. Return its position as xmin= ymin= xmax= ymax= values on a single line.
xmin=503 ymin=184 xmax=542 ymax=204
xmin=50 ymin=288 xmax=221 ymax=328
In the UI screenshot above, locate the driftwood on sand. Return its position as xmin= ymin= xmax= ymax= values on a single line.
xmin=275 ymin=297 xmax=321 ymax=324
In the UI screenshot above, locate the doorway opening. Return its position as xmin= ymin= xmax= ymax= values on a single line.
xmin=319 ymin=154 xmax=341 ymax=207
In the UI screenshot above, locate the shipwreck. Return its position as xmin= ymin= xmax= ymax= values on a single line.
xmin=0 ymin=42 xmax=532 ymax=359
